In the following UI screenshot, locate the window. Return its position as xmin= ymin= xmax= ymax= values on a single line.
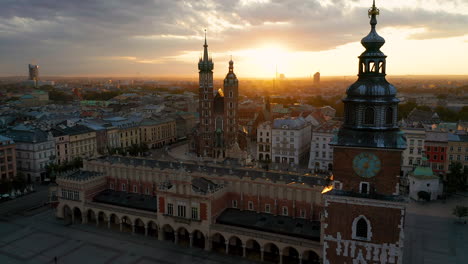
xmin=300 ymin=209 xmax=306 ymax=218
xmin=232 ymin=200 xmax=238 ymax=208
xmin=409 ymin=158 xmax=413 ymax=165
xmin=177 ymin=204 xmax=186 ymax=217
xmin=146 ymin=187 xmax=150 ymax=195
xmin=364 ymin=107 xmax=375 ymax=125
xmin=409 ymin=148 xmax=414 ymax=154
xmin=360 ymin=182 xmax=369 ymax=194
xmin=433 ymin=155 xmax=437 ymax=160
xmin=457 ymin=155 xmax=461 ymax=161
xmin=334 ymin=181 xmax=342 ymax=190
xmin=410 ymin=139 xmax=415 ymax=145
xmin=248 ymin=201 xmax=254 ymax=210
xmin=449 ymin=155 xmax=453 ymax=161
xmin=282 ymin=206 xmax=288 ymax=216
xmin=417 ymin=148 xmax=422 ymax=155
xmin=191 ymin=207 xmax=199 ymax=219
xmin=133 ymin=185 xmax=138 ymax=193
xmin=434 ymin=147 xmax=438 ymax=152
xmin=352 ymin=215 xmax=371 ymax=241
xmin=110 ymin=183 xmax=114 ymax=190
xmin=167 ymin=203 xmax=174 ymax=215
xmin=356 ymin=218 xmax=368 ymax=238
xmin=385 ymin=107 xmax=393 ymax=125
xmin=265 ymin=204 xmax=271 ymax=213
xmin=122 ymin=183 xmax=126 ymax=191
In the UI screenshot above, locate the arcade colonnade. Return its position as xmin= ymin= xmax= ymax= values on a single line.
xmin=61 ymin=204 xmax=321 ymax=264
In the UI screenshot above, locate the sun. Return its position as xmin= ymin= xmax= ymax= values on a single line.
xmin=235 ymin=44 xmax=290 ymax=77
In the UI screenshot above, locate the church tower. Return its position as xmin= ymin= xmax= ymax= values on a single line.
xmin=223 ymin=58 xmax=239 ymax=149
xmin=198 ymin=31 xmax=215 ymax=157
xmin=323 ymin=1 xmax=407 ymax=263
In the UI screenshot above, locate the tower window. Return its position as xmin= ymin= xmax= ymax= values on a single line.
xmin=385 ymin=107 xmax=393 ymax=125
xmin=352 ymin=215 xmax=372 ymax=241
xmin=360 ymin=182 xmax=369 ymax=194
xmin=356 ymin=218 xmax=368 ymax=238
xmin=368 ymin=61 xmax=376 ymax=72
xmin=364 ymin=107 xmax=375 ymax=125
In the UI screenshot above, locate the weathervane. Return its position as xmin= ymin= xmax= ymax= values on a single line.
xmin=368 ymin=0 xmax=380 ymax=18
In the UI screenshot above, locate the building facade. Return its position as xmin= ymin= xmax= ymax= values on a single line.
xmin=257 ymin=121 xmax=272 ymax=162
xmin=308 ymin=121 xmax=341 ymax=172
xmin=139 ymin=118 xmax=177 ymax=149
xmin=424 ymin=130 xmax=448 ymax=177
xmin=56 ymin=156 xmax=325 ymax=264
xmin=3 ymin=126 xmax=55 ymax=182
xmin=324 ymin=3 xmax=406 ymax=263
xmin=52 ymin=124 xmax=97 ymax=163
xmin=401 ymin=127 xmax=426 ymax=175
xmin=272 ymin=117 xmax=311 ymax=165
xmin=0 ymin=135 xmax=17 ymax=181
xmin=447 ymin=134 xmax=468 ymax=171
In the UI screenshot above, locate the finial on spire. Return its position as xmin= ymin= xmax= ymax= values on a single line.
xmin=368 ymin=0 xmax=380 ymax=18
xmin=204 ymin=29 xmax=207 ymax=46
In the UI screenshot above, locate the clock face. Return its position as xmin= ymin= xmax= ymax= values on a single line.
xmin=353 ymin=152 xmax=381 ymax=178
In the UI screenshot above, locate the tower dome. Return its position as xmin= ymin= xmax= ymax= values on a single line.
xmin=333 ymin=0 xmax=406 ymax=150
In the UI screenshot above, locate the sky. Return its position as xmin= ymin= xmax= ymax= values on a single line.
xmin=0 ymin=0 xmax=467 ymax=78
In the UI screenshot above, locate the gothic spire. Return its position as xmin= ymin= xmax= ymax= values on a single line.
xmin=203 ymin=29 xmax=209 ymax=62
xmin=198 ymin=29 xmax=213 ymax=72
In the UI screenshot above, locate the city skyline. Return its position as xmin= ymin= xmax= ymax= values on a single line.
xmin=0 ymin=0 xmax=467 ymax=78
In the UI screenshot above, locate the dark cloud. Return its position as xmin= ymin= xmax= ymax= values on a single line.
xmin=0 ymin=0 xmax=466 ymax=75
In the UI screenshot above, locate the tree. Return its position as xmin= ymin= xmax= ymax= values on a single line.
xmin=12 ymin=172 xmax=27 ymax=190
xmin=453 ymin=206 xmax=468 ymax=223
xmin=446 ymin=161 xmax=468 ymax=193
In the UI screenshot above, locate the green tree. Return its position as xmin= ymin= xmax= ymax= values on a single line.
xmin=12 ymin=172 xmax=27 ymax=190
xmin=446 ymin=161 xmax=468 ymax=193
xmin=453 ymin=206 xmax=468 ymax=223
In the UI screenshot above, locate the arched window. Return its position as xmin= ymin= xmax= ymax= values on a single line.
xmin=364 ymin=107 xmax=375 ymax=125
xmin=386 ymin=107 xmax=393 ymax=125
xmin=368 ymin=61 xmax=376 ymax=72
xmin=356 ymin=218 xmax=367 ymax=238
xmin=352 ymin=215 xmax=372 ymax=241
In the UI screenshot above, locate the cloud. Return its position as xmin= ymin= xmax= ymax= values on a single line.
xmin=0 ymin=0 xmax=466 ymax=75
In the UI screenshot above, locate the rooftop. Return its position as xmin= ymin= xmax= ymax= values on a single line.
xmin=94 ymin=156 xmax=327 ymax=188
xmin=217 ymin=208 xmax=320 ymax=241
xmin=59 ymin=170 xmax=102 ymax=181
xmin=273 ymin=117 xmax=308 ymax=130
xmin=93 ymin=189 xmax=157 ymax=212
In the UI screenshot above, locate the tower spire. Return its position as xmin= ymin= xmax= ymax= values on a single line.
xmin=203 ymin=29 xmax=209 ymax=62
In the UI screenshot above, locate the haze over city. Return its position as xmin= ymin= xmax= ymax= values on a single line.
xmin=0 ymin=0 xmax=468 ymax=78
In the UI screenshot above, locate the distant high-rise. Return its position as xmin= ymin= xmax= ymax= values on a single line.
xmin=28 ymin=64 xmax=39 ymax=81
xmin=313 ymin=72 xmax=320 ymax=85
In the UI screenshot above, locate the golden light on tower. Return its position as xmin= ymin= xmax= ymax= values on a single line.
xmin=321 ymin=174 xmax=334 ymax=194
